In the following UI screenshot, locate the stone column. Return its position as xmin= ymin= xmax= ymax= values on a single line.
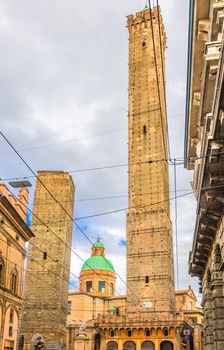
xmin=193 ymin=326 xmax=203 ymax=350
xmin=0 ymin=304 xmax=6 ymax=350
xmin=203 ymin=290 xmax=214 ymax=350
xmin=212 ymin=271 xmax=224 ymax=350
xmin=118 ymin=337 xmax=122 ymax=350
xmin=175 ymin=328 xmax=181 ymax=350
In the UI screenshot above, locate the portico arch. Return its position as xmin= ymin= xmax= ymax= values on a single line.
xmin=123 ymin=341 xmax=136 ymax=350
xmin=107 ymin=341 xmax=118 ymax=350
xmin=142 ymin=341 xmax=155 ymax=350
xmin=160 ymin=341 xmax=173 ymax=350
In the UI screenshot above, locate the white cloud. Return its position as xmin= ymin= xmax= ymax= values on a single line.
xmin=0 ymin=0 xmax=200 ymax=299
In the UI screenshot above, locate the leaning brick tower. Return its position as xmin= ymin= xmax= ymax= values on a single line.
xmin=126 ymin=5 xmax=175 ymax=315
xmin=19 ymin=171 xmax=75 ymax=350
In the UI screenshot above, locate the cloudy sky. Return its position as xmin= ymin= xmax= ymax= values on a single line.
xmin=0 ymin=0 xmax=199 ymax=298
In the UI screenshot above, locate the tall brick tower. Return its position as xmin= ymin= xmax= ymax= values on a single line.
xmin=126 ymin=5 xmax=175 ymax=314
xmin=19 ymin=171 xmax=75 ymax=350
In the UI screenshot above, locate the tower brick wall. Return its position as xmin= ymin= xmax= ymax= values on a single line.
xmin=126 ymin=7 xmax=175 ymax=314
xmin=19 ymin=171 xmax=75 ymax=350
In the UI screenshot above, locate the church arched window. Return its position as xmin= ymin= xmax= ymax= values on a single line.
xmin=11 ymin=269 xmax=18 ymax=293
xmin=0 ymin=258 xmax=5 ymax=286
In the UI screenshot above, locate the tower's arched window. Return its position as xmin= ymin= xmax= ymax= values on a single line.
xmin=142 ymin=41 xmax=146 ymax=49
xmin=0 ymin=258 xmax=5 ymax=286
xmin=127 ymin=329 xmax=132 ymax=337
xmin=11 ymin=270 xmax=18 ymax=293
xmin=163 ymin=328 xmax=169 ymax=337
xmin=145 ymin=328 xmax=151 ymax=336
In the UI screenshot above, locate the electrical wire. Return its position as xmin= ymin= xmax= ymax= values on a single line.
xmin=0 ymin=158 xmax=170 ymax=182
xmin=7 ymin=183 xmax=224 ymax=229
xmin=0 ymin=225 xmax=116 ymax=301
xmin=155 ymin=0 xmax=172 ymax=161
xmin=0 ymin=130 xmax=140 ymax=302
xmin=2 ymin=182 xmax=125 ymax=300
xmin=148 ymin=0 xmax=168 ymax=161
xmin=2 ymin=186 xmax=123 ymax=299
xmin=0 ymin=127 xmax=127 ymax=156
xmin=2 ymin=150 xmax=223 ymax=183
xmin=0 ymin=113 xmax=185 ymax=157
xmin=24 ymin=187 xmax=196 ymax=206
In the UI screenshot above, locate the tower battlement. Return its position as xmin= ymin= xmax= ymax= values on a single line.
xmin=127 ymin=7 xmax=160 ymax=31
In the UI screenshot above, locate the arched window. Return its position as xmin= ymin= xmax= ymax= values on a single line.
xmin=11 ymin=270 xmax=18 ymax=293
xmin=142 ymin=341 xmax=155 ymax=350
xmin=123 ymin=341 xmax=136 ymax=350
xmin=0 ymin=258 xmax=5 ymax=286
xmin=94 ymin=334 xmax=101 ymax=350
xmin=160 ymin=341 xmax=173 ymax=350
xmin=126 ymin=329 xmax=132 ymax=337
xmin=107 ymin=341 xmax=118 ymax=350
xmin=145 ymin=328 xmax=151 ymax=336
xmin=163 ymin=328 xmax=169 ymax=337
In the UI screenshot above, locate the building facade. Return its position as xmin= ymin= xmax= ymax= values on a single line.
xmin=67 ymin=241 xmax=203 ymax=350
xmin=19 ymin=171 xmax=75 ymax=350
xmin=185 ymin=1 xmax=224 ymax=350
xmin=0 ymin=183 xmax=34 ymax=350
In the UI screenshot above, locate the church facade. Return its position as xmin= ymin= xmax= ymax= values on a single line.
xmin=67 ymin=240 xmax=203 ymax=350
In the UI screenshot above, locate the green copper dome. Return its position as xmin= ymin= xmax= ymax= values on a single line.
xmin=93 ymin=240 xmax=104 ymax=248
xmin=142 ymin=4 xmax=149 ymax=12
xmin=81 ymin=256 xmax=115 ymax=273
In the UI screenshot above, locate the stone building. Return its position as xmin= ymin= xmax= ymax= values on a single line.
xmin=19 ymin=171 xmax=75 ymax=350
xmin=67 ymin=5 xmax=202 ymax=350
xmin=0 ymin=182 xmax=34 ymax=350
xmin=67 ymin=241 xmax=203 ymax=350
xmin=185 ymin=0 xmax=224 ymax=349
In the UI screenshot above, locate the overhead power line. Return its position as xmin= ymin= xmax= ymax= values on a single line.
xmin=0 ymin=235 xmax=111 ymax=306
xmin=148 ymin=0 xmax=168 ymax=161
xmin=2 ymin=150 xmax=224 ymax=183
xmin=155 ymin=1 xmax=171 ymax=161
xmin=23 ymin=182 xmax=224 ymax=227
xmin=0 ymin=130 xmax=141 ymax=302
xmin=0 ymin=127 xmax=127 ymax=156
xmin=0 ymin=131 xmax=135 ymax=300
xmin=0 ymin=113 xmax=185 ymax=157
xmin=1 ymin=221 xmax=106 ymax=297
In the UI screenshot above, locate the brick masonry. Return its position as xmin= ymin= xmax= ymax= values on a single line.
xmin=126 ymin=7 xmax=175 ymax=315
xmin=19 ymin=171 xmax=75 ymax=350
